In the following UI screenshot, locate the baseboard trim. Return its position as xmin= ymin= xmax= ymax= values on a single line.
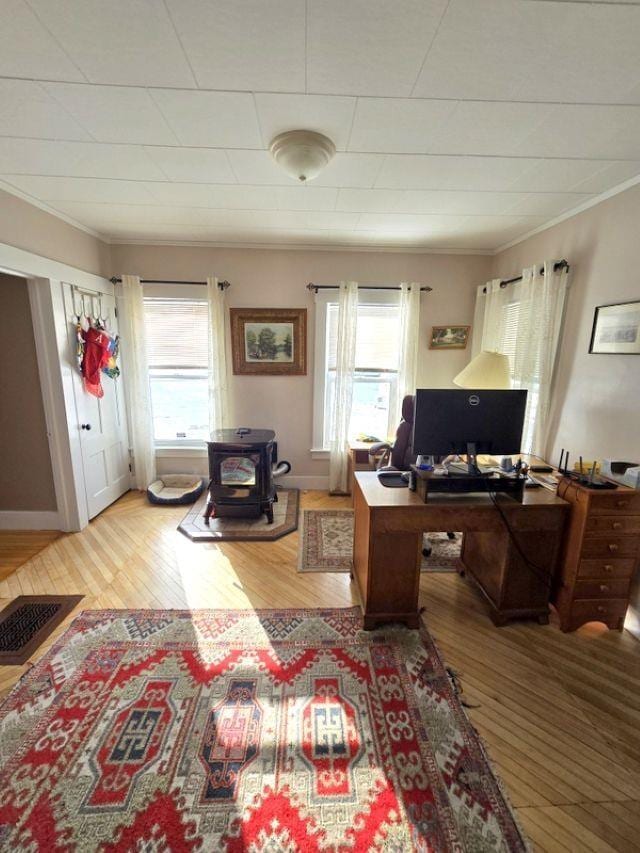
xmin=0 ymin=510 xmax=61 ymax=530
xmin=280 ymin=475 xmax=329 ymax=491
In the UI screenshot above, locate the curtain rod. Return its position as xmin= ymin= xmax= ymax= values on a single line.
xmin=307 ymin=282 xmax=432 ymax=294
xmin=109 ymin=277 xmax=230 ymax=290
xmin=482 ymin=259 xmax=569 ymax=294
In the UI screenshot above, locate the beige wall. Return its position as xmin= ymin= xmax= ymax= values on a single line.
xmin=111 ymin=243 xmax=492 ymax=480
xmin=492 ymin=182 xmax=640 ymax=468
xmin=0 ymin=273 xmax=57 ymax=511
xmin=0 ymin=189 xmax=111 ymax=277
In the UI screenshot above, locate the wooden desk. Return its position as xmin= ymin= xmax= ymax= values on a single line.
xmin=352 ymin=471 xmax=569 ymax=629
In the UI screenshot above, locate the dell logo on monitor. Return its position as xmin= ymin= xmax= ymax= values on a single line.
xmin=468 ymin=394 xmax=480 ymax=406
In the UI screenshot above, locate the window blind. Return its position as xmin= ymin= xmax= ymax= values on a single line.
xmin=327 ymin=303 xmax=401 ymax=370
xmin=143 ymin=298 xmax=208 ymax=368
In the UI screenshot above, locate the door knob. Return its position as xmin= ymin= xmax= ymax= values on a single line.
xmin=81 ymin=423 xmax=92 ymax=430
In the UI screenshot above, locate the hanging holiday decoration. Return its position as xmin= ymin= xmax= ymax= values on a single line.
xmin=73 ymin=289 xmax=121 ymax=397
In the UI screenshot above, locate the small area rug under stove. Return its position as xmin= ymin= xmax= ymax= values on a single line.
xmin=299 ymin=508 xmax=462 ymax=573
xmin=0 ymin=607 xmax=526 ymax=851
xmin=179 ymin=486 xmax=298 ymax=541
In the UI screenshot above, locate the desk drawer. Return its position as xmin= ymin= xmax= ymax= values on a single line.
xmin=574 ymin=578 xmax=631 ymax=599
xmin=569 ymin=598 xmax=627 ymax=627
xmin=577 ymin=558 xmax=637 ymax=579
xmin=588 ymin=492 xmax=640 ymax=515
xmin=580 ymin=536 xmax=639 ymax=558
xmin=586 ymin=515 xmax=640 ymax=534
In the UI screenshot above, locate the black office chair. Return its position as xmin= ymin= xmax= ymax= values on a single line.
xmin=368 ymin=395 xmax=456 ymax=558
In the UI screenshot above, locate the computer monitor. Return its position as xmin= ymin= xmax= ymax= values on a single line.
xmin=412 ymin=389 xmax=527 ymax=467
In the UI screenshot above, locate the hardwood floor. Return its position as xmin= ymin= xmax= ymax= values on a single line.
xmin=1 ymin=489 xmax=639 ymax=852
xmin=0 ymin=529 xmax=61 ymax=581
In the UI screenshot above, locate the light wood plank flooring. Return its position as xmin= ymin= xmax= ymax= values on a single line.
xmin=1 ymin=490 xmax=639 ymax=853
xmin=0 ymin=529 xmax=61 ymax=581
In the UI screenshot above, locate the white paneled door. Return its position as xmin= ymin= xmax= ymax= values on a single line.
xmin=64 ymin=285 xmax=131 ymax=519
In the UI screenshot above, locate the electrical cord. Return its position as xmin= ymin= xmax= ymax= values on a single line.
xmin=482 ymin=479 xmax=556 ymax=594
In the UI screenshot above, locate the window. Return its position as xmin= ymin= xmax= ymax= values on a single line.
xmin=498 ymin=297 xmax=539 ymax=452
xmin=313 ymin=291 xmax=402 ymax=449
xmin=143 ymin=298 xmax=208 ymax=443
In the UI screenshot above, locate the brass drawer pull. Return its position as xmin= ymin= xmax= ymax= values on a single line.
xmin=612 ymin=522 xmax=622 ymax=530
xmin=608 ymin=543 xmax=619 ymax=552
xmin=603 ymin=564 xmax=613 ymax=572
xmin=597 ymin=605 xmax=607 ymax=613
xmin=599 ymin=585 xmax=610 ymax=593
xmin=616 ymin=500 xmax=629 ymax=507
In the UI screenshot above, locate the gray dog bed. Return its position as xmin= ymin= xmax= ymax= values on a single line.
xmin=147 ymin=475 xmax=204 ymax=505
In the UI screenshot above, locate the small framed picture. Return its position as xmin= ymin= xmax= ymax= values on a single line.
xmin=589 ymin=300 xmax=640 ymax=354
xmin=429 ymin=325 xmax=471 ymax=350
xmin=230 ymin=308 xmax=307 ymax=375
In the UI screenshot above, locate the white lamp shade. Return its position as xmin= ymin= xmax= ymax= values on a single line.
xmin=453 ymin=350 xmax=511 ymax=389
xmin=269 ymin=130 xmax=336 ymax=182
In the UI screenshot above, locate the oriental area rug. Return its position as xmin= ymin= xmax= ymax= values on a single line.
xmin=299 ymin=508 xmax=463 ymax=573
xmin=0 ymin=607 xmax=526 ymax=852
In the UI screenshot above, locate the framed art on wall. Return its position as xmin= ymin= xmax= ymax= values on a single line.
xmin=230 ymin=308 xmax=307 ymax=375
xmin=589 ymin=300 xmax=640 ymax=354
xmin=429 ymin=325 xmax=470 ymax=350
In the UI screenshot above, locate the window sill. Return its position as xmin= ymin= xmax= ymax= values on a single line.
xmin=155 ymin=446 xmax=207 ymax=458
xmin=310 ymin=448 xmax=329 ymax=460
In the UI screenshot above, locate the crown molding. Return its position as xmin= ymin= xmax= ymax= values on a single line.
xmin=0 ymin=180 xmax=109 ymax=242
xmin=494 ymin=171 xmax=640 ymax=255
xmin=108 ymin=237 xmax=494 ymax=255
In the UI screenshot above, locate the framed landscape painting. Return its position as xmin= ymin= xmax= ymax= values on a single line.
xmin=429 ymin=325 xmax=470 ymax=350
xmin=589 ymin=300 xmax=640 ymax=354
xmin=230 ymin=308 xmax=307 ymax=375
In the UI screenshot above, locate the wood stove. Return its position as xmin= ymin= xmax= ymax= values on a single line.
xmin=204 ymin=428 xmax=289 ymax=525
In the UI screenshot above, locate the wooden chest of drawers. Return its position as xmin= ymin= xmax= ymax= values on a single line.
xmin=553 ymin=478 xmax=640 ymax=632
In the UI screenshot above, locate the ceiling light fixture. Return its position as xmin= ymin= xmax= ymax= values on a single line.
xmin=269 ymin=130 xmax=336 ymax=182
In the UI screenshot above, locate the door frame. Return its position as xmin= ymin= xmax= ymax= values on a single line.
xmin=0 ymin=241 xmax=126 ymax=531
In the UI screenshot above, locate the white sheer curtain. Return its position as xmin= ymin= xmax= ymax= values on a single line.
xmin=119 ymin=274 xmax=156 ymax=489
xmin=474 ymin=262 xmax=569 ymax=457
xmin=207 ymin=277 xmax=231 ymax=434
xmin=394 ymin=282 xmax=421 ymax=424
xmin=513 ymin=261 xmax=569 ymax=455
xmin=329 ymin=281 xmax=358 ymax=494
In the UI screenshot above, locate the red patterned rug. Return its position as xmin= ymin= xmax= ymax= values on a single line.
xmin=0 ymin=608 xmax=526 ymax=851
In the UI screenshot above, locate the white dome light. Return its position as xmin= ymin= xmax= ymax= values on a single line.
xmin=269 ymin=130 xmax=336 ymax=183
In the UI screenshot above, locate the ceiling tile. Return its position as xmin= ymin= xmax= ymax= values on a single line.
xmin=141 ymin=182 xmax=337 ymax=211
xmin=27 ymin=0 xmax=196 ymax=87
xmin=506 ymin=158 xmax=640 ymax=193
xmin=150 ymin=89 xmax=262 ymax=148
xmin=0 ymin=138 xmax=166 ymax=179
xmin=512 ymin=104 xmax=640 ymax=160
xmin=414 ymin=0 xmax=640 ymax=103
xmin=0 ymin=0 xmax=84 ymax=81
xmin=355 ymin=212 xmax=461 ymax=233
xmin=335 ymin=188 xmax=405 ymax=213
xmin=254 ymin=94 xmax=356 ymax=150
xmin=227 ymin=150 xmax=384 ymax=188
xmin=43 ymin=83 xmax=179 ymax=145
xmin=396 ymin=190 xmax=526 ymax=216
xmin=166 ymin=0 xmax=305 ymax=91
xmin=142 ymin=147 xmax=236 ymax=183
xmin=568 ymin=161 xmax=640 ymax=194
xmin=502 ymin=192 xmax=593 ymax=217
xmin=426 ymin=101 xmax=555 ymax=156
xmin=307 ymin=0 xmax=449 ymax=96
xmin=0 ymin=174 xmax=157 ymax=204
xmin=348 ymin=98 xmax=458 ymax=153
xmin=0 ymin=79 xmax=90 ymax=141
xmin=375 ymin=155 xmax=535 ymax=191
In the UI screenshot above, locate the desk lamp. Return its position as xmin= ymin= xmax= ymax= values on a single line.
xmin=453 ymin=350 xmax=510 ymax=389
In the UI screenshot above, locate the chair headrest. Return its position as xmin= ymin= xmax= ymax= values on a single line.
xmin=401 ymin=395 xmax=415 ymax=423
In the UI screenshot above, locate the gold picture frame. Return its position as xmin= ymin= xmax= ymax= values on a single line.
xmin=230 ymin=308 xmax=307 ymax=375
xmin=429 ymin=325 xmax=471 ymax=350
